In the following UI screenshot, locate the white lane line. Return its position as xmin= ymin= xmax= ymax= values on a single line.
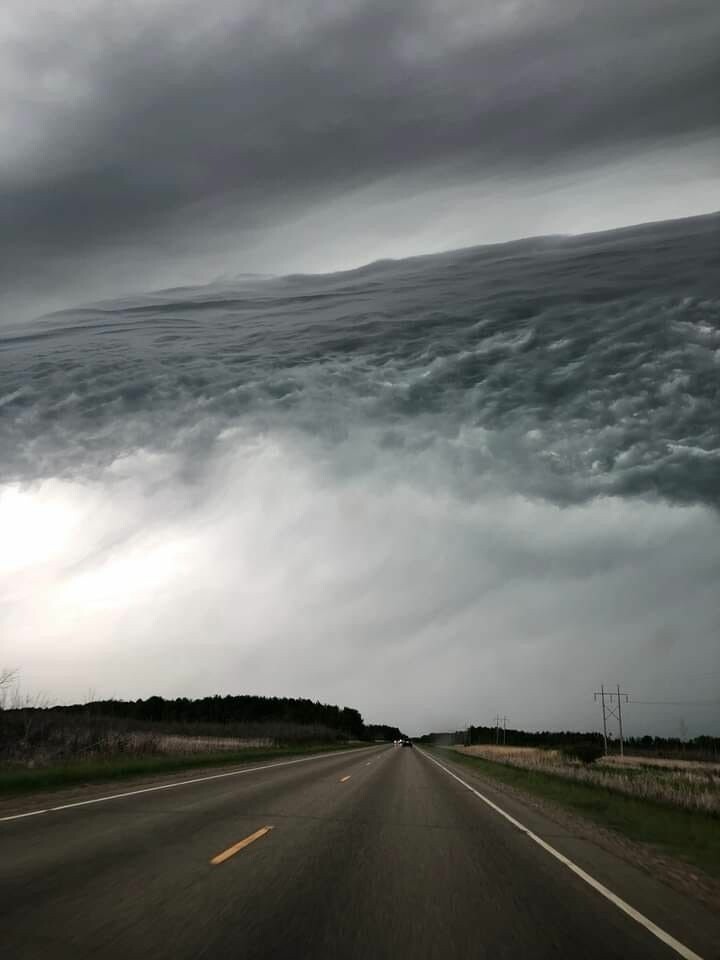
xmin=0 ymin=747 xmax=376 ymax=825
xmin=418 ymin=749 xmax=703 ymax=960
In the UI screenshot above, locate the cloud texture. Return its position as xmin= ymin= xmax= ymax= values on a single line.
xmin=2 ymin=214 xmax=719 ymax=734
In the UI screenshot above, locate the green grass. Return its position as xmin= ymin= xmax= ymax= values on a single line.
xmin=433 ymin=747 xmax=720 ymax=879
xmin=0 ymin=742 xmax=368 ymax=797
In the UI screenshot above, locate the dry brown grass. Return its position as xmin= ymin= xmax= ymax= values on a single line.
xmin=460 ymin=745 xmax=561 ymax=764
xmin=455 ymin=745 xmax=720 ymax=815
xmin=0 ymin=711 xmax=337 ymax=769
xmin=156 ymin=734 xmax=273 ymax=753
xmin=602 ymin=754 xmax=720 ymax=774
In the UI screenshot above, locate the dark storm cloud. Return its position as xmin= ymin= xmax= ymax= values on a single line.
xmin=2 ymin=0 xmax=719 ymax=304
xmin=3 ymin=182 xmax=720 ymax=731
xmin=3 ymin=211 xmax=719 ymax=510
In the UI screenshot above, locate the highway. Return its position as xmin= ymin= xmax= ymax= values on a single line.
xmin=2 ymin=744 xmax=718 ymax=959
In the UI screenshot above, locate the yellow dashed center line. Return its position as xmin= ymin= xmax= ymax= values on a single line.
xmin=339 ymin=775 xmax=351 ymax=782
xmin=210 ymin=826 xmax=273 ymax=865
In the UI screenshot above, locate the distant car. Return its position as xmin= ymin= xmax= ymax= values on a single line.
xmin=401 ymin=739 xmax=413 ymax=747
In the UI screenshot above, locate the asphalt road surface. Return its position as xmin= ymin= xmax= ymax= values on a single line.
xmin=2 ymin=745 xmax=718 ymax=959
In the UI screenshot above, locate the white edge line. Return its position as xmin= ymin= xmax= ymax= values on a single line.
xmin=418 ymin=748 xmax=704 ymax=960
xmin=0 ymin=746 xmax=376 ymax=825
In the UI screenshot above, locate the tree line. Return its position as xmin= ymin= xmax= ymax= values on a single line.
xmin=417 ymin=725 xmax=720 ymax=756
xmin=43 ymin=694 xmax=402 ymax=741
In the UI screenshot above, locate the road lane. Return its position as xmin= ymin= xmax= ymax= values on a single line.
xmin=1 ymin=744 xmax=717 ymax=959
xmin=0 ymin=744 xmax=380 ymax=824
xmin=1 ymin=744 xmax=387 ymax=914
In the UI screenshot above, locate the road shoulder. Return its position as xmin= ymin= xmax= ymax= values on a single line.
xmin=422 ymin=747 xmax=720 ymax=959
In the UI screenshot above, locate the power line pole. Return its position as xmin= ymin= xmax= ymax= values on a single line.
xmin=594 ymin=685 xmax=609 ymax=755
xmin=616 ymin=684 xmax=625 ymax=758
xmin=594 ymin=685 xmax=630 ymax=756
xmin=492 ymin=715 xmax=508 ymax=745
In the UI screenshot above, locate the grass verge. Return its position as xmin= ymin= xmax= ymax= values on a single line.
xmin=0 ymin=742 xmax=368 ymax=797
xmin=433 ymin=747 xmax=720 ymax=880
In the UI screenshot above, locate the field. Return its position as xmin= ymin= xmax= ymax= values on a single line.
xmin=455 ymin=746 xmax=720 ymax=816
xmin=0 ymin=709 xmax=356 ymax=796
xmin=454 ymin=745 xmax=720 ymax=815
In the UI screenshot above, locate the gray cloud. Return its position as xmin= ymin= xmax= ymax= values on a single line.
xmin=2 ymin=3 xmax=720 ymax=735
xmin=2 ymin=215 xmax=719 ymax=733
xmin=3 ymin=422 xmax=719 ymax=736
xmin=4 ymin=213 xmax=719 ymax=507
xmin=2 ymin=0 xmax=720 ymax=316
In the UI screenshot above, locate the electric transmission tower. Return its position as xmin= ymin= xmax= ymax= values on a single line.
xmin=594 ymin=684 xmax=629 ymax=756
xmin=493 ymin=715 xmax=509 ymax=745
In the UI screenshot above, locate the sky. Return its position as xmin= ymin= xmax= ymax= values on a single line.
xmin=2 ymin=0 xmax=720 ymax=737
xmin=2 ymin=0 xmax=719 ymax=322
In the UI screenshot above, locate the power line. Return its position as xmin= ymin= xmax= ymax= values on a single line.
xmin=594 ymin=688 xmax=718 ymax=753
xmin=629 ymin=700 xmax=719 ymax=706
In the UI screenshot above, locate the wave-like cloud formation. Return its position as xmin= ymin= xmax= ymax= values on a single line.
xmin=2 ymin=214 xmax=719 ymax=732
xmin=3 ymin=213 xmax=719 ymax=505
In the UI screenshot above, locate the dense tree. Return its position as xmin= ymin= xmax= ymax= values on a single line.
xmin=417 ymin=725 xmax=720 ymax=756
xmin=365 ymin=723 xmax=404 ymax=741
xmin=48 ymin=694 xmax=398 ymax=741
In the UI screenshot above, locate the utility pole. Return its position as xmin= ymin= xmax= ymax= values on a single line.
xmin=594 ymin=685 xmax=609 ymax=755
xmin=492 ymin=715 xmax=508 ymax=746
xmin=594 ymin=685 xmax=630 ymax=756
